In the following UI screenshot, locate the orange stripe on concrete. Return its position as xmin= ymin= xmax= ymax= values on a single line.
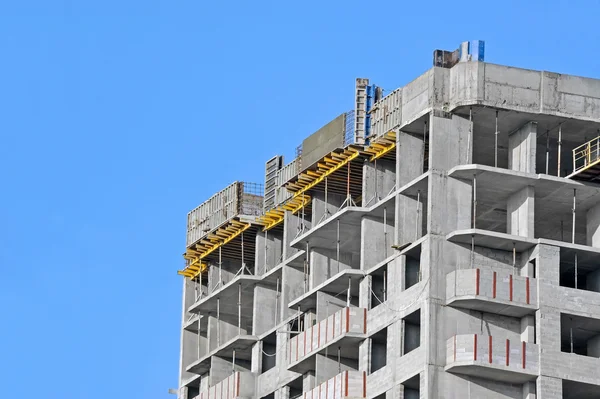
xmin=345 ymin=370 xmax=349 ymax=396
xmin=474 ymin=334 xmax=478 ymax=360
xmin=363 ymin=308 xmax=367 ymax=334
xmin=346 ymin=307 xmax=350 ymax=333
xmin=506 ymin=339 xmax=510 ymax=366
xmin=522 ymin=341 xmax=526 ymax=368
xmin=475 ymin=268 xmax=480 ymax=295
xmin=509 ymin=275 xmax=513 ymax=301
xmin=526 ymin=277 xmax=530 ymax=304
xmin=363 ymin=371 xmax=367 ymax=398
xmin=493 ymin=272 xmax=497 ymax=298
xmin=489 ymin=336 xmax=492 ymax=364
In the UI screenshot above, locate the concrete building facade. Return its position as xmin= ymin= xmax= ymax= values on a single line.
xmin=176 ymin=46 xmax=600 ymax=399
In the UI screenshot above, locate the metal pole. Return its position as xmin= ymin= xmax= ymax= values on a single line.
xmin=495 ymin=110 xmax=499 ymax=168
xmin=275 ymin=277 xmax=280 ymax=323
xmin=304 ymin=242 xmax=309 ymax=293
xmin=572 ymin=189 xmax=577 ymax=244
xmin=470 ymin=235 xmax=474 ymax=269
xmin=238 ymin=283 xmax=242 ymax=334
xmin=570 ymin=322 xmax=574 ymax=353
xmin=416 ymin=190 xmax=421 ymax=241
xmin=241 ymin=232 xmax=245 ymax=274
xmin=347 ymin=277 xmax=351 ymax=307
xmin=297 ymin=306 xmax=301 ymax=332
xmin=374 ymin=158 xmax=378 ymax=202
xmin=338 ymin=347 xmax=341 ymax=372
xmin=546 ymin=129 xmax=550 ymax=174
xmin=575 ymin=253 xmax=578 ymax=290
xmin=383 ymin=207 xmax=387 ymax=254
xmin=232 ymin=349 xmax=236 ymax=372
xmin=473 ymin=174 xmax=477 ymax=229
xmin=512 ymin=243 xmax=516 ymax=276
xmin=217 ymin=298 xmax=221 ymax=347
xmin=265 ymin=229 xmax=268 ymax=272
xmin=219 ymin=247 xmax=222 ymax=286
xmin=197 ymin=313 xmax=201 ymax=359
xmin=423 ymin=120 xmax=428 ymax=171
xmin=336 ymin=219 xmax=340 ymax=274
xmin=383 ymin=270 xmax=387 ymax=302
xmin=324 ymin=176 xmax=328 ymax=216
xmin=558 ymin=125 xmax=562 ymax=177
xmin=466 ymin=107 xmax=472 ymax=164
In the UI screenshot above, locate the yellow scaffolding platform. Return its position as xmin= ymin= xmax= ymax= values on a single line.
xmin=178 ymin=219 xmax=251 ymax=279
xmin=257 ymin=194 xmax=311 ymax=231
xmin=286 ymin=148 xmax=361 ymax=197
xmin=362 ymin=131 xmax=397 ymax=161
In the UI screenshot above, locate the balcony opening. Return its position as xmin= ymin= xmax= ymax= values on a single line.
xmin=261 ymin=332 xmax=277 ymax=373
xmin=405 ymin=254 xmax=420 ymax=289
xmin=371 ymin=328 xmax=387 ymax=373
xmin=260 ymin=394 xmax=275 ymax=399
xmin=561 ymin=313 xmax=600 ymax=357
xmin=563 ymin=379 xmax=600 ymax=399
xmin=402 ymin=374 xmax=420 ymax=399
xmin=370 ymin=265 xmax=387 ymax=309
xmin=560 ymin=248 xmax=600 ymax=293
xmin=188 ymin=387 xmax=199 ymax=399
xmin=403 ymin=309 xmax=421 ymax=354
xmin=287 ymin=376 xmax=303 ymax=399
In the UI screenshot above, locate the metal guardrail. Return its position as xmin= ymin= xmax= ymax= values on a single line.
xmin=573 ymin=136 xmax=600 ymax=173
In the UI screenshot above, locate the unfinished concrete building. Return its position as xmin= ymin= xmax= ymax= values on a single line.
xmin=176 ymin=41 xmax=600 ymax=399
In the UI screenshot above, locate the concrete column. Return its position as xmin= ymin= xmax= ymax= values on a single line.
xmin=427 ymin=173 xmax=472 ymax=236
xmin=587 ymin=334 xmax=600 ymax=357
xmin=310 ymin=247 xmax=356 ymax=288
xmin=363 ymin=158 xmax=396 ymax=207
xmin=586 ymin=202 xmax=600 ymax=248
xmin=359 ymin=275 xmax=372 ymax=309
xmin=361 ymin=214 xmax=393 ymax=269
xmin=429 ymin=113 xmax=472 ymax=170
xmin=312 ymin=191 xmax=345 ymax=225
xmin=251 ymin=341 xmax=262 ymax=373
xmin=315 ymin=353 xmax=357 ymax=384
xmin=386 ymin=384 xmax=404 ymax=399
xmin=253 ymin=285 xmax=277 ymax=336
xmin=507 ymin=186 xmax=535 ymax=238
xmin=536 ymin=376 xmax=562 ymax=399
xmin=521 ymin=315 xmax=535 ymax=342
xmin=396 ymin=194 xmax=422 ymax=247
xmin=509 ymin=121 xmax=537 ymax=173
xmin=274 ymin=386 xmax=290 ymax=399
xmin=315 ymin=291 xmax=346 ymax=321
xmin=283 ymin=211 xmax=310 ymax=260
xmin=302 ymin=371 xmax=316 ymax=392
xmin=396 ymin=131 xmax=424 ymax=188
xmin=536 ymin=245 xmax=560 ymax=286
xmin=386 ymin=256 xmax=405 ymax=300
xmin=522 ymin=382 xmax=536 ymax=399
xmin=358 ymin=338 xmax=372 ymax=374
xmin=281 ymin=266 xmax=304 ymax=320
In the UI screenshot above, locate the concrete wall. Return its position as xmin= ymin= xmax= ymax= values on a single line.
xmin=302 ymin=114 xmax=345 ymax=171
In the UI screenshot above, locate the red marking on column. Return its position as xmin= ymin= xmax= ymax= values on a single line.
xmin=236 ymin=372 xmax=241 ymax=397
xmin=473 ymin=334 xmax=478 ymax=360
xmin=506 ymin=339 xmax=510 ymax=366
xmin=363 ymin=308 xmax=367 ymax=334
xmin=303 ymin=392 xmax=306 ymax=399
xmin=453 ymin=336 xmax=456 ymax=362
xmin=345 ymin=370 xmax=349 ymax=396
xmin=493 ymin=272 xmax=497 ymax=298
xmin=526 ymin=277 xmax=530 ymax=304
xmin=489 ymin=336 xmax=493 ymax=364
xmin=346 ymin=307 xmax=350 ymax=333
xmin=363 ymin=371 xmax=367 ymax=398
xmin=509 ymin=275 xmax=513 ymax=301
xmin=475 ymin=268 xmax=480 ymax=295
xmin=522 ymin=341 xmax=526 ymax=369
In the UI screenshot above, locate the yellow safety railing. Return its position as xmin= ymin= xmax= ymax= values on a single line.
xmin=572 ymin=136 xmax=600 ymax=174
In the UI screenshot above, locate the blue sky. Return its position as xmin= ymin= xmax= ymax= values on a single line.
xmin=0 ymin=1 xmax=599 ymax=398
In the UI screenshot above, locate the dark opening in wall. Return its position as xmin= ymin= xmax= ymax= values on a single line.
xmin=402 ymin=374 xmax=420 ymax=399
xmin=403 ymin=309 xmax=421 ymax=354
xmin=560 ymin=313 xmax=600 ymax=358
xmin=261 ymin=332 xmax=277 ymax=373
xmin=405 ymin=254 xmax=420 ymax=289
xmin=370 ymin=267 xmax=387 ymax=309
xmin=371 ymin=328 xmax=387 ymax=373
xmin=559 ymin=249 xmax=600 ymax=293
